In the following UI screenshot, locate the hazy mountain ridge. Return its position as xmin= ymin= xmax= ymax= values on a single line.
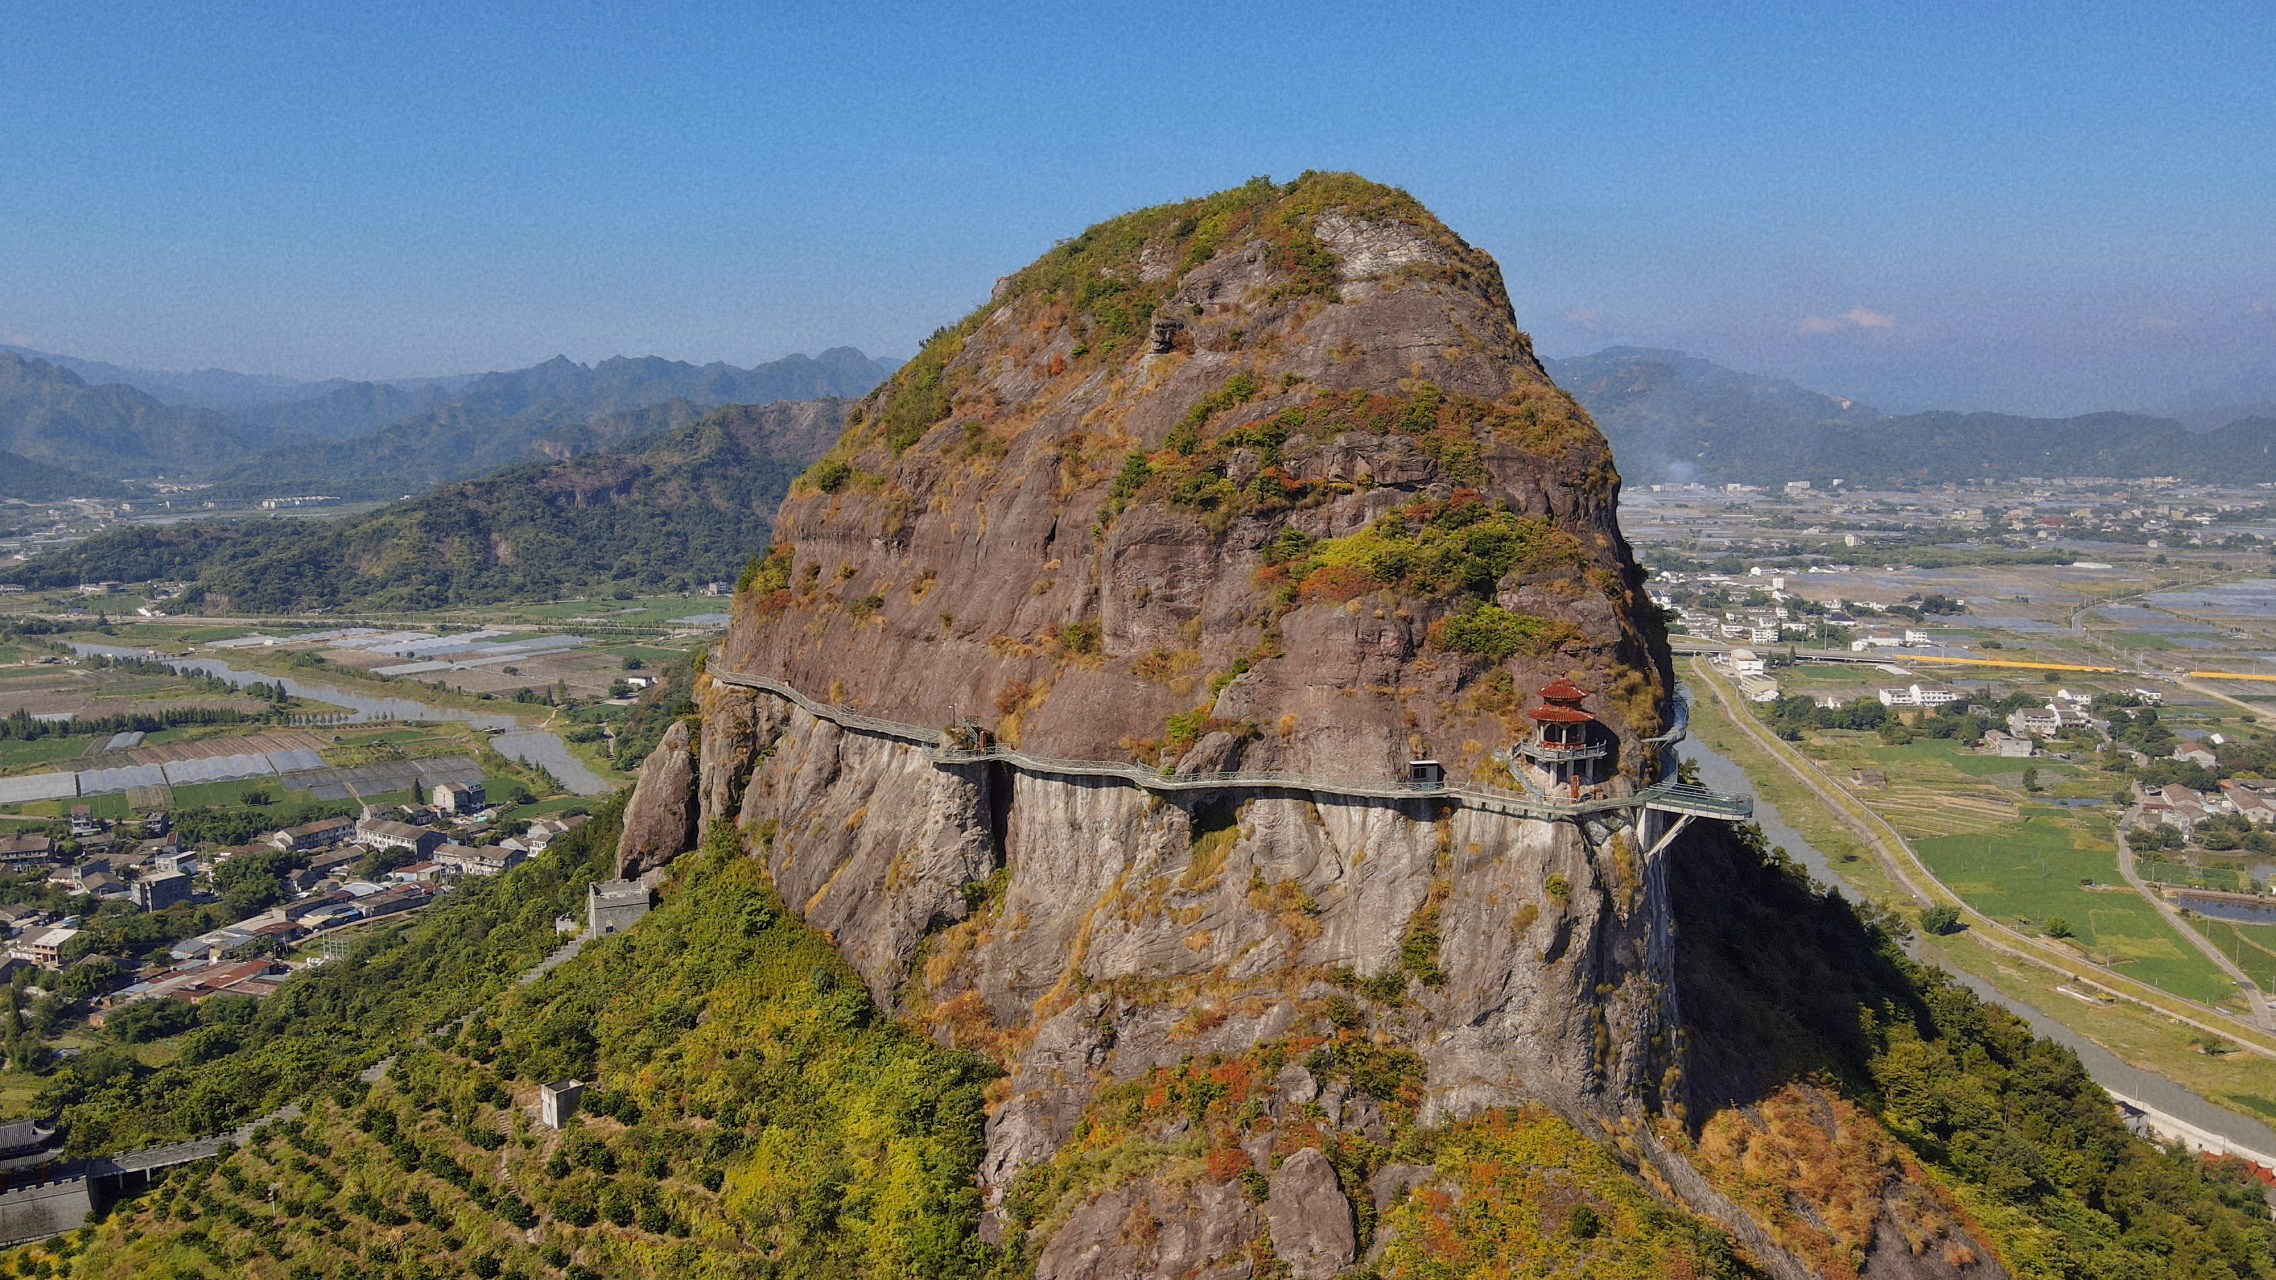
xmin=0 ymin=346 xmax=896 ymax=495
xmin=214 ymin=348 xmax=895 ymax=497
xmin=0 ymin=343 xmax=350 ymax=410
xmin=1552 ymin=346 xmax=2276 ymax=485
xmin=1546 ymin=346 xmax=1885 ymax=485
xmin=0 ymin=449 xmax=127 ymax=500
xmin=0 ymin=353 xmax=295 ymax=477
xmin=2 ymin=399 xmax=847 ymax=610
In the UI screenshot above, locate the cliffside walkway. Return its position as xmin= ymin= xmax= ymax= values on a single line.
xmin=706 ymin=669 xmax=1750 ymax=826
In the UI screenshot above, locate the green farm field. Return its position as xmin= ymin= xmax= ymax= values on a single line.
xmin=2194 ymin=916 xmax=2276 ymax=993
xmin=1912 ymin=813 xmax=2236 ymax=1005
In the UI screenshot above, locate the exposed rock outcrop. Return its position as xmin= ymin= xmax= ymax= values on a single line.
xmin=620 ymin=174 xmax=2010 ymax=1277
xmin=1032 ymin=1176 xmax=1260 ymax=1280
xmin=614 ymin=718 xmax=695 ymax=877
xmin=1263 ymin=1147 xmax=1357 ymax=1278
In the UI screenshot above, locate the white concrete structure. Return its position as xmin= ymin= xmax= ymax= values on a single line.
xmin=540 ymin=1080 xmax=583 ymax=1130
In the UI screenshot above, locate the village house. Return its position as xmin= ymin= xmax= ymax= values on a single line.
xmin=1981 ymin=729 xmax=2036 ymax=758
xmin=2172 ymin=741 xmax=2219 ymax=769
xmin=1878 ymin=681 xmax=1960 ymax=708
xmin=0 ymin=905 xmax=48 ymax=937
xmin=105 ymin=959 xmax=290 ymax=1010
xmin=355 ymin=819 xmax=445 ymax=858
xmin=0 ymin=834 xmax=56 ymax=869
xmin=133 ymin=870 xmax=192 ymax=911
xmin=2008 ymin=706 xmax=2063 ymax=738
xmin=432 ymin=781 xmax=485 ymax=815
xmin=434 ymin=843 xmax=524 ymax=878
xmin=10 ymin=927 xmax=79 ymax=967
xmin=269 ymin=816 xmax=355 ymax=852
xmin=2156 ymin=783 xmax=2210 ymax=830
xmin=2221 ymin=780 xmax=2275 ymax=825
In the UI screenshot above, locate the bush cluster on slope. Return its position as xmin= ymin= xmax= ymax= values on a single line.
xmin=1675 ymin=821 xmax=2276 ymax=1279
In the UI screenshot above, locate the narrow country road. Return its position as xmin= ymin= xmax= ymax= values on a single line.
xmin=2112 ymin=808 xmax=2274 ymax=1029
xmin=1688 ymin=655 xmax=2276 ymax=1060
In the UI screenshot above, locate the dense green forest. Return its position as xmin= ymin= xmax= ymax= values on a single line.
xmin=2 ymin=402 xmax=843 ymax=611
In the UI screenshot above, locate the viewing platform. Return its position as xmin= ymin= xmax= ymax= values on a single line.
xmin=1515 ymin=739 xmax=1609 ymax=764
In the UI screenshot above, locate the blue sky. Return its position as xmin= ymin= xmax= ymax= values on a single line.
xmin=3 ymin=1 xmax=2271 ymax=414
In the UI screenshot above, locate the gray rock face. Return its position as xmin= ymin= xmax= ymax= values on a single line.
xmin=1032 ymin=1176 xmax=1260 ymax=1280
xmin=683 ymin=691 xmax=1680 ymax=1251
xmin=615 ymin=718 xmax=696 ymax=877
xmin=1365 ymin=1162 xmax=1435 ymax=1214
xmin=1263 ymin=1147 xmax=1356 ymax=1279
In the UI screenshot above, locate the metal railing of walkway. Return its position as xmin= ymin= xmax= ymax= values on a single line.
xmin=707 ymin=669 xmax=1750 ymax=825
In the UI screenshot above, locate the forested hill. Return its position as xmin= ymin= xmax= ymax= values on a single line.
xmin=1551 ymin=346 xmax=2276 ymax=486
xmin=0 ymin=449 xmax=126 ymax=500
xmin=3 ymin=400 xmax=845 ymax=611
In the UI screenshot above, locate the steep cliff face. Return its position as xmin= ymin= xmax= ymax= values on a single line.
xmin=636 ymin=175 xmax=1980 ymax=1277
xmin=713 ymin=172 xmax=1669 ymax=780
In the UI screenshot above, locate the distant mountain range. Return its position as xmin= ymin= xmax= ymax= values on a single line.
xmin=223 ymin=349 xmax=892 ymax=496
xmin=0 ymin=343 xmax=473 ymax=411
xmin=0 ymin=347 xmax=895 ymax=496
xmin=1548 ymin=347 xmax=2276 ymax=486
xmin=3 ymin=400 xmax=845 ymax=610
xmin=0 ymin=353 xmax=300 ymax=482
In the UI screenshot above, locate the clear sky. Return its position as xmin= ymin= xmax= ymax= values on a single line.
xmin=3 ymin=1 xmax=2271 ymax=415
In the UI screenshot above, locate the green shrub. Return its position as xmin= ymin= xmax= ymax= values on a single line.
xmin=737 ymin=543 xmax=793 ymax=596
xmin=1917 ymin=904 xmax=1962 ymax=935
xmin=1429 ymin=601 xmax=1564 ymax=663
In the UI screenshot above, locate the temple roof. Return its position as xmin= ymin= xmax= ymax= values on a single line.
xmin=1536 ymin=677 xmax=1591 ymax=702
xmin=1527 ymin=706 xmax=1593 ymax=724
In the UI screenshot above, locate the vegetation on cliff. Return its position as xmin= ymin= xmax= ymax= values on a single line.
xmin=1377 ymin=1109 xmax=1752 ymax=1279
xmin=27 ymin=802 xmax=2274 ymax=1278
xmin=732 ymin=170 xmax=1667 ymax=784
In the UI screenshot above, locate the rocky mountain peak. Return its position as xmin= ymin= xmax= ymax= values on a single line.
xmin=716 ymin=172 xmax=1669 ymax=786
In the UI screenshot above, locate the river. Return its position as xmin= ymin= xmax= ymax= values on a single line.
xmin=65 ymin=643 xmax=613 ymax=795
xmin=1677 ymin=736 xmax=2276 ymax=1158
